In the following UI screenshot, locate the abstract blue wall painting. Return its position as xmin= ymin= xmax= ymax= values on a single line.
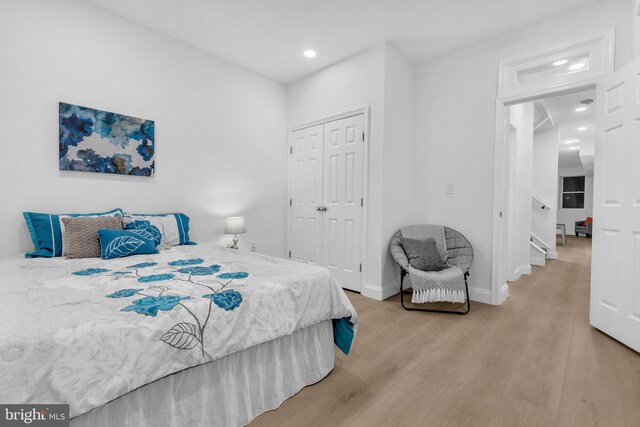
xmin=59 ymin=102 xmax=155 ymax=176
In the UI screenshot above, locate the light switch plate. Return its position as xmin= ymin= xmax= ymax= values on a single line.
xmin=446 ymin=183 xmax=454 ymax=195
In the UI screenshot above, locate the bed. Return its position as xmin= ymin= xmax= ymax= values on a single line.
xmin=0 ymin=244 xmax=358 ymax=426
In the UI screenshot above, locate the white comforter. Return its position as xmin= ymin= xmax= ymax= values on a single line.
xmin=0 ymin=244 xmax=357 ymax=418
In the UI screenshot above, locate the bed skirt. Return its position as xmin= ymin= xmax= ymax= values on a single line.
xmin=71 ymin=320 xmax=334 ymax=427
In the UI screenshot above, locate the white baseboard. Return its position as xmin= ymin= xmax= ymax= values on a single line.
xmin=361 ymin=282 xmax=398 ymax=300
xmin=363 ymin=282 xmax=504 ymax=306
xmin=468 ymin=286 xmax=493 ymax=304
xmin=362 ymin=281 xmax=497 ymax=305
xmin=509 ymin=264 xmax=531 ymax=281
xmin=546 ymin=251 xmax=558 ymax=260
xmin=530 ymin=256 xmax=545 ymax=266
xmin=499 ymin=283 xmax=509 ymax=304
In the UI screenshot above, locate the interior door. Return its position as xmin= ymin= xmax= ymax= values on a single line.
xmin=321 ymin=115 xmax=365 ymax=291
xmin=289 ymin=125 xmax=324 ymax=266
xmin=591 ymin=57 xmax=640 ymax=352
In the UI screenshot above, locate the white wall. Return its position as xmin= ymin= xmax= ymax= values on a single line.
xmin=0 ymin=0 xmax=287 ymax=258
xmin=557 ymin=166 xmax=594 ymax=235
xmin=506 ymin=103 xmax=534 ymax=282
xmin=286 ymin=44 xmax=386 ymax=295
xmin=286 ymin=43 xmax=415 ymax=298
xmin=412 ymin=0 xmax=634 ymax=298
xmin=532 ymin=128 xmax=559 ymax=256
xmin=579 ymin=137 xmax=596 ymax=177
xmin=381 ymin=45 xmax=415 ymax=292
xmin=635 ymin=0 xmax=640 ymax=58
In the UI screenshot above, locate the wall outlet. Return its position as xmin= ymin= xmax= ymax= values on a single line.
xmin=445 ymin=183 xmax=454 ymax=195
xmin=250 ymin=241 xmax=257 ymax=252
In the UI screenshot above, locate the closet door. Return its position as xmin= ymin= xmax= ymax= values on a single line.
xmin=322 ymin=115 xmax=365 ymax=291
xmin=289 ymin=125 xmax=324 ymax=265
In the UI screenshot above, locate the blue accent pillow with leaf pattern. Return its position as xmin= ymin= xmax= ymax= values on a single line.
xmin=123 ymin=220 xmax=163 ymax=246
xmin=98 ymin=229 xmax=158 ymax=260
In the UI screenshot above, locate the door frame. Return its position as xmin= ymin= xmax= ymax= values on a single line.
xmin=490 ymin=29 xmax=615 ymax=305
xmin=491 ymin=81 xmax=600 ymax=305
xmin=287 ymin=107 xmax=370 ymax=291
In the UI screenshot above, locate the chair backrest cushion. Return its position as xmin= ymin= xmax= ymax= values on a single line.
xmin=399 ymin=224 xmax=447 ymax=262
xmin=400 ymin=237 xmax=446 ymax=272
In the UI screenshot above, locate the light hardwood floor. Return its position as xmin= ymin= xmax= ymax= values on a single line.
xmin=251 ymin=237 xmax=640 ymax=427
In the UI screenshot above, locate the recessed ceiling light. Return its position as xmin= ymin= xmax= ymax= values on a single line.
xmin=568 ymin=146 xmax=580 ymax=150
xmin=565 ymin=139 xmax=580 ymax=144
xmin=553 ymin=59 xmax=568 ymax=66
xmin=577 ymin=126 xmax=587 ymax=131
xmin=569 ymin=63 xmax=585 ymax=71
xmin=575 ymin=106 xmax=587 ymax=112
xmin=303 ymin=50 xmax=317 ymax=58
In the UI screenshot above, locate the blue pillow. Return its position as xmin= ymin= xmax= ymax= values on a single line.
xmin=123 ymin=220 xmax=162 ymax=246
xmin=23 ymin=208 xmax=125 ymax=258
xmin=124 ymin=213 xmax=195 ymax=246
xmin=98 ymin=229 xmax=158 ymax=260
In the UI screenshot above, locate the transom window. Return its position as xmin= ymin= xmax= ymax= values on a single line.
xmin=498 ymin=29 xmax=614 ymax=98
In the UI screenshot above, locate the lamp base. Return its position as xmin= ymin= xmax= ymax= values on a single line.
xmin=227 ymin=235 xmax=239 ymax=250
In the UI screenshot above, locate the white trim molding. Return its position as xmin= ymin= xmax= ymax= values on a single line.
xmin=468 ymin=287 xmax=493 ymax=305
xmin=498 ymin=28 xmax=615 ymax=99
xmin=365 ymin=282 xmax=494 ymax=306
xmin=364 ymin=281 xmax=499 ymax=306
xmin=491 ymin=29 xmax=615 ymax=306
xmin=499 ymin=283 xmax=509 ymax=304
xmin=509 ymin=264 xmax=532 ymax=282
xmin=362 ymin=282 xmax=398 ymax=301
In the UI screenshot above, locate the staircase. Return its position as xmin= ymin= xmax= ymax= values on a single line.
xmin=530 ymin=240 xmax=546 ymax=266
xmin=530 ymin=233 xmax=553 ymax=266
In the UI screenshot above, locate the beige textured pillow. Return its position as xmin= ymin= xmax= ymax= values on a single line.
xmin=62 ymin=217 xmax=123 ymax=259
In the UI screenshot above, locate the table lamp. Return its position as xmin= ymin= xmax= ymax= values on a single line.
xmin=224 ymin=216 xmax=246 ymax=249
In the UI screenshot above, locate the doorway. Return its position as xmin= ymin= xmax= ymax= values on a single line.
xmin=490 ymin=29 xmax=614 ymax=305
xmin=502 ymin=88 xmax=596 ymax=286
xmin=492 ymin=29 xmax=640 ymax=353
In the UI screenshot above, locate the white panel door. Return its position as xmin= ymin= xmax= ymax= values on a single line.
xmin=591 ymin=57 xmax=640 ymax=352
xmin=289 ymin=125 xmax=324 ymax=266
xmin=322 ymin=115 xmax=364 ymax=292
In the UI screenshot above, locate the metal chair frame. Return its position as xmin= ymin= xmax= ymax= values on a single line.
xmin=399 ymin=268 xmax=471 ymax=315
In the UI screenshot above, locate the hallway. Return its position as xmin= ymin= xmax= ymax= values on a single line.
xmin=252 ymin=236 xmax=640 ymax=427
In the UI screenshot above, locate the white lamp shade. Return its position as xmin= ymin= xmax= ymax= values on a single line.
xmin=224 ymin=217 xmax=246 ymax=234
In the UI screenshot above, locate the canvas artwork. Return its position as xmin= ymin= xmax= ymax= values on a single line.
xmin=59 ymin=102 xmax=155 ymax=176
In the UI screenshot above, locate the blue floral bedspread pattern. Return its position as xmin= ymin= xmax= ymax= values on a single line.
xmin=75 ymin=258 xmax=249 ymax=356
xmin=0 ymin=245 xmax=357 ymax=418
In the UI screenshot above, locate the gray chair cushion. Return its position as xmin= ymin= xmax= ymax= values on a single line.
xmin=400 ymin=237 xmax=446 ymax=272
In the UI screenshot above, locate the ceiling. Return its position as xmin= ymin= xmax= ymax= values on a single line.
xmin=544 ymin=89 xmax=596 ymax=127
xmin=540 ymin=88 xmax=596 ymax=170
xmin=83 ymin=0 xmax=601 ymax=83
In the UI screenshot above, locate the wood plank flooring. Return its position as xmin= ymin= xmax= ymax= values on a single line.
xmin=251 ymin=237 xmax=640 ymax=426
